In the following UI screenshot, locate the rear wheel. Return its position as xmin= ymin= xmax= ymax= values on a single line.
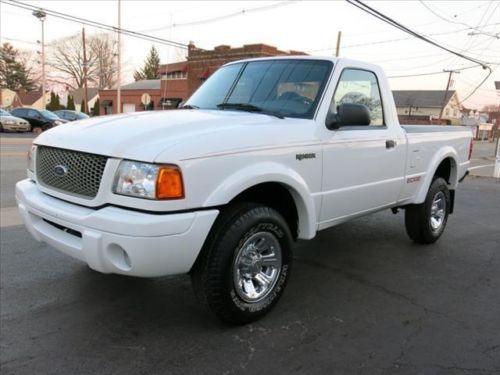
xmin=191 ymin=202 xmax=293 ymax=324
xmin=405 ymin=177 xmax=450 ymax=244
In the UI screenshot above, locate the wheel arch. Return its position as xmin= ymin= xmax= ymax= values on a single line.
xmin=415 ymin=147 xmax=458 ymax=204
xmin=203 ymin=162 xmax=317 ymax=240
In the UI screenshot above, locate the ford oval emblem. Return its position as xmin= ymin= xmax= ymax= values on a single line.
xmin=53 ymin=165 xmax=68 ymax=177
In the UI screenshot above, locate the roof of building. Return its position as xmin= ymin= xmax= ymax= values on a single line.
xmin=393 ymin=90 xmax=457 ymax=108
xmin=17 ymin=90 xmax=43 ymax=106
xmin=69 ymin=87 xmax=99 ymax=103
xmin=120 ymin=80 xmax=161 ymax=90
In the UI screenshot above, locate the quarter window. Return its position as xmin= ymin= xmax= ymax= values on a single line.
xmin=331 ymin=69 xmax=384 ymax=126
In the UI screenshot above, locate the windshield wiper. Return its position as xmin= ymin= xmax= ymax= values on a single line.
xmin=180 ymin=104 xmax=199 ymax=109
xmin=216 ymin=103 xmax=284 ymax=119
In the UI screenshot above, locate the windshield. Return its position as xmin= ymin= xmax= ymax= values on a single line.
xmin=77 ymin=112 xmax=89 ymax=119
xmin=40 ymin=110 xmax=60 ymax=120
xmin=0 ymin=109 xmax=9 ymax=116
xmin=185 ymin=59 xmax=333 ymax=119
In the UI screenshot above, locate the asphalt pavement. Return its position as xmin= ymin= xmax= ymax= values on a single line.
xmin=1 ymin=134 xmax=499 ymax=375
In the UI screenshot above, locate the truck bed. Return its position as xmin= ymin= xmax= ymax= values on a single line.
xmin=401 ymin=125 xmax=469 ymax=133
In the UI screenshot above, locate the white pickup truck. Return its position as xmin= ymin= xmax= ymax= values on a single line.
xmin=16 ymin=56 xmax=472 ymax=324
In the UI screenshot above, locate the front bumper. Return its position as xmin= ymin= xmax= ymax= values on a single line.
xmin=16 ymin=179 xmax=219 ymax=277
xmin=3 ymin=123 xmax=30 ymax=131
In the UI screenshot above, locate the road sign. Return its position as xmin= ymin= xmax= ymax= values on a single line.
xmin=141 ymin=93 xmax=151 ymax=106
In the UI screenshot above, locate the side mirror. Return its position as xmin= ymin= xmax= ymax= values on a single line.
xmin=326 ymin=103 xmax=371 ymax=130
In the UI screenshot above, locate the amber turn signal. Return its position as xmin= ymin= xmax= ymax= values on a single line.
xmin=156 ymin=166 xmax=185 ymax=199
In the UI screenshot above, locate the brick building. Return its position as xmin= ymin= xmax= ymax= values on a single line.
xmin=98 ymin=43 xmax=305 ymax=115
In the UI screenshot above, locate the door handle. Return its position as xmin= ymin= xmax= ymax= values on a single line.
xmin=386 ymin=140 xmax=396 ymax=149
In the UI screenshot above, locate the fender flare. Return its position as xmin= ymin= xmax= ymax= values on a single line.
xmin=203 ymin=162 xmax=317 ymax=239
xmin=415 ymin=146 xmax=458 ymax=204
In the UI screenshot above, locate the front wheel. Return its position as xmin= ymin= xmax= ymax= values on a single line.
xmin=405 ymin=177 xmax=450 ymax=244
xmin=191 ymin=203 xmax=293 ymax=324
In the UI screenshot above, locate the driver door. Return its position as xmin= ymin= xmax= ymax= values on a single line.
xmin=319 ymin=68 xmax=405 ymax=227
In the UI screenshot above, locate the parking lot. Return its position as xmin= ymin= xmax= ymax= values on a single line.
xmin=1 ymin=134 xmax=499 ymax=375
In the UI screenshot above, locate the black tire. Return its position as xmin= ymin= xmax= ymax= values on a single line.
xmin=191 ymin=202 xmax=293 ymax=324
xmin=0 ymin=123 xmax=3 ymax=132
xmin=405 ymin=177 xmax=450 ymax=244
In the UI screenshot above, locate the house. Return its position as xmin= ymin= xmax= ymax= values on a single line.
xmin=0 ymin=88 xmax=22 ymax=109
xmin=98 ymin=43 xmax=306 ymax=115
xmin=393 ymin=90 xmax=462 ymax=125
xmin=67 ymin=87 xmax=99 ymax=113
xmin=99 ymin=80 xmax=162 ymax=115
xmin=16 ymin=89 xmax=50 ymax=109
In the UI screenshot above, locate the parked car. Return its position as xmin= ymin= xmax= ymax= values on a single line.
xmin=0 ymin=108 xmax=31 ymax=132
xmin=54 ymin=110 xmax=89 ymax=122
xmin=10 ymin=108 xmax=66 ymax=134
xmin=17 ymin=56 xmax=472 ymax=324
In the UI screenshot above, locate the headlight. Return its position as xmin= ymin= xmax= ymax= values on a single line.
xmin=28 ymin=145 xmax=37 ymax=172
xmin=4 ymin=119 xmax=15 ymax=125
xmin=113 ymin=161 xmax=184 ymax=200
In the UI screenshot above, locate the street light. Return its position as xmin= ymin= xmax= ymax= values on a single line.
xmin=32 ymin=10 xmax=46 ymax=110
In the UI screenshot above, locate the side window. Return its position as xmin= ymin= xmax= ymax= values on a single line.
xmin=13 ymin=108 xmax=26 ymax=117
xmin=27 ymin=109 xmax=38 ymax=118
xmin=331 ymin=69 xmax=384 ymax=126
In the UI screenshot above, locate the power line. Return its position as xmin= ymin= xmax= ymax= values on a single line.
xmin=387 ymin=65 xmax=479 ymax=79
xmin=1 ymin=36 xmax=38 ymax=45
xmin=139 ymin=1 xmax=298 ymax=33
xmin=345 ymin=0 xmax=491 ymax=67
xmin=1 ymin=0 xmax=189 ymax=49
xmin=306 ymin=21 xmax=500 ymax=53
xmin=418 ymin=0 xmax=476 ymax=29
xmin=345 ymin=0 xmax=493 ymax=103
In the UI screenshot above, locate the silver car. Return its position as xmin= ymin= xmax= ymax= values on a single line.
xmin=0 ymin=108 xmax=31 ymax=132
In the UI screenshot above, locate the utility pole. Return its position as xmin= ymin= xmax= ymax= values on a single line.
xmin=335 ymin=31 xmax=342 ymax=57
xmin=116 ymin=0 xmax=121 ymax=114
xmin=82 ymin=27 xmax=89 ymax=114
xmin=439 ymin=69 xmax=460 ymax=121
xmin=33 ymin=10 xmax=46 ymax=109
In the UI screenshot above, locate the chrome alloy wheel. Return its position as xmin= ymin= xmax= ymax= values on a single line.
xmin=430 ymin=191 xmax=446 ymax=231
xmin=233 ymin=231 xmax=282 ymax=303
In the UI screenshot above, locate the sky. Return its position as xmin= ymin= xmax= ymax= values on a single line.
xmin=1 ymin=0 xmax=499 ymax=109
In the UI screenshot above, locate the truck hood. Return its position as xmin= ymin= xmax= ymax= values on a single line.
xmin=34 ymin=110 xmax=315 ymax=162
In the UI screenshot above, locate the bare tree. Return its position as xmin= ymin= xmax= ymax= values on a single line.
xmin=47 ymin=32 xmax=118 ymax=89
xmin=88 ymin=34 xmax=118 ymax=89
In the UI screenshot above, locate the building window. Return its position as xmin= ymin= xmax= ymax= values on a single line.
xmin=162 ymin=71 xmax=187 ymax=80
xmin=453 ymin=109 xmax=457 ymax=117
xmin=445 ymin=108 xmax=450 ymax=116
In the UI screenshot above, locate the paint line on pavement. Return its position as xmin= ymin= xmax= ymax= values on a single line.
xmin=468 ymin=164 xmax=496 ymax=171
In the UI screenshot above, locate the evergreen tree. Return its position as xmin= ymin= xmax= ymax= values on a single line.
xmin=47 ymin=92 xmax=59 ymax=111
xmin=67 ymin=95 xmax=75 ymax=110
xmin=80 ymin=99 xmax=86 ymax=114
xmin=92 ymin=98 xmax=100 ymax=116
xmin=134 ymin=46 xmax=160 ymax=81
xmin=0 ymin=43 xmax=34 ymax=91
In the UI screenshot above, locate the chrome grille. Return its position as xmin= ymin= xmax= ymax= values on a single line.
xmin=36 ymin=146 xmax=108 ymax=199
